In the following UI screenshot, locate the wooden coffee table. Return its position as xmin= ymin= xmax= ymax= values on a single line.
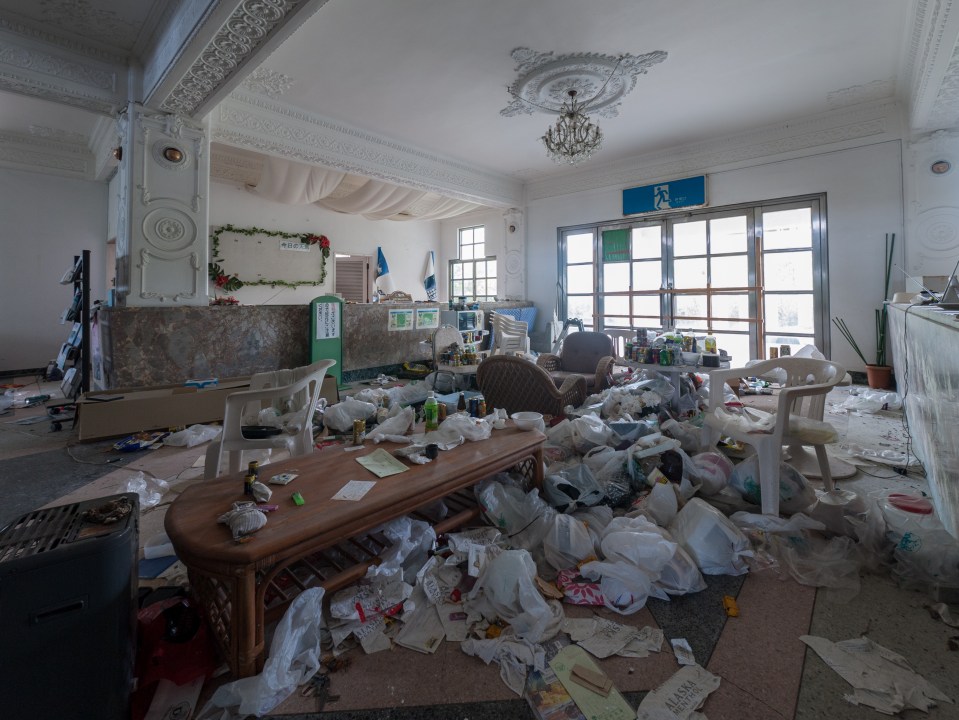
xmin=165 ymin=423 xmax=545 ymax=678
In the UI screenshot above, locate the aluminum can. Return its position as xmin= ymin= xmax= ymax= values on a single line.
xmin=353 ymin=418 xmax=365 ymax=445
xmin=769 ymin=346 xmax=779 ymax=359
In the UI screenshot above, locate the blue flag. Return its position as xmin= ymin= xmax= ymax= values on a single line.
xmin=375 ymin=246 xmax=394 ymax=294
xmin=424 ymin=250 xmax=437 ymax=301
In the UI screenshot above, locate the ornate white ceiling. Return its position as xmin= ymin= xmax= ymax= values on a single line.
xmin=3 ymin=0 xmax=959 ymax=208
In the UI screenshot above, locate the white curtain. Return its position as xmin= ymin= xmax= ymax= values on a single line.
xmin=249 ymin=156 xmax=481 ymax=220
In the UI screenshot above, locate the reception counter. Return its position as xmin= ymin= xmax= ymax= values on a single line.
xmin=98 ymin=301 xmax=533 ymax=388
xmin=887 ymin=303 xmax=959 ymax=539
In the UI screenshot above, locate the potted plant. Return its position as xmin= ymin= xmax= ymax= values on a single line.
xmin=832 ymin=233 xmax=895 ymax=389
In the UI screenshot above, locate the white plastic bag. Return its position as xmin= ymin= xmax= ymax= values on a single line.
xmin=639 ymin=481 xmax=680 ymax=527
xmin=196 ymin=588 xmax=325 ymax=719
xmin=668 ymin=498 xmax=752 ymax=575
xmin=569 ymin=414 xmax=614 ymax=453
xmin=163 ymin=424 xmax=222 ymax=447
xmin=124 ymin=472 xmax=169 ymax=509
xmin=368 ymin=405 xmax=415 ymax=442
xmin=477 ymin=479 xmax=557 ymax=551
xmin=578 ymin=559 xmax=655 ymax=615
xmin=441 ymin=412 xmax=492 ymax=441
xmin=728 ymin=455 xmax=817 ymax=514
xmin=544 ymin=462 xmax=605 ymax=512
xmin=323 ymin=396 xmax=376 ymax=433
xmin=543 ymin=514 xmax=595 ymax=571
xmin=690 ymin=451 xmax=734 ymax=496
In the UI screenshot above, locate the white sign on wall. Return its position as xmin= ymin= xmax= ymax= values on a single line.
xmin=280 ymin=241 xmax=311 ymax=252
xmin=315 ymin=302 xmax=340 ymax=340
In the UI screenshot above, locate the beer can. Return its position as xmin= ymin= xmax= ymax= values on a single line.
xmin=769 ymin=346 xmax=779 ymax=359
xmin=352 ymin=418 xmax=365 ymax=445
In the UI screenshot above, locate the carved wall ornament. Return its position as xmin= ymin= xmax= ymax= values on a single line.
xmin=143 ymin=208 xmax=196 ymax=253
xmin=240 ymin=66 xmax=295 ymax=99
xmin=501 ymin=46 xmax=667 ymax=119
xmin=151 ymin=140 xmax=189 ymax=170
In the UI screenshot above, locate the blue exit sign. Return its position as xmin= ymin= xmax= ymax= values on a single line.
xmin=623 ymin=175 xmax=707 ymax=215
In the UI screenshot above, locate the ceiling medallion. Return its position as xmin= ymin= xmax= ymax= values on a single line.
xmin=502 ymin=47 xmax=667 ymax=166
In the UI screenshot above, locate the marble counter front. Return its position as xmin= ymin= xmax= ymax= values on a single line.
xmin=888 ymin=303 xmax=959 ymax=539
xmin=100 ymin=301 xmax=534 ymax=388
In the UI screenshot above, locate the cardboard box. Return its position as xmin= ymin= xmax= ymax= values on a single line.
xmin=76 ymin=380 xmax=251 ymax=442
xmin=76 ymin=376 xmax=340 ymax=442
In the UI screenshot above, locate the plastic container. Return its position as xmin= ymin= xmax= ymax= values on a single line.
xmin=423 ymin=392 xmax=439 ymax=431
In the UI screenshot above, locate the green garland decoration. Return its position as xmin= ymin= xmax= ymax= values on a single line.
xmin=208 ymin=223 xmax=331 ymax=291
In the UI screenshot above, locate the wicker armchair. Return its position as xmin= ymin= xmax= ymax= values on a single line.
xmin=477 ymin=355 xmax=587 ymax=417
xmin=536 ymin=331 xmax=616 ymax=393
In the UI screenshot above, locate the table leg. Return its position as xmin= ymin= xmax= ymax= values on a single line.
xmin=532 ymin=446 xmax=544 ymax=490
xmin=234 ymin=571 xmax=261 ymax=678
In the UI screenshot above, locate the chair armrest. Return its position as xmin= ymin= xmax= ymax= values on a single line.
xmin=594 ymin=355 xmax=615 ymax=390
xmin=557 ymin=375 xmax=587 ymax=410
xmin=537 ymin=353 xmax=562 ymax=371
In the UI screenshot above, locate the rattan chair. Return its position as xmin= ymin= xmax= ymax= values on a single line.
xmin=536 ymin=331 xmax=616 ymax=393
xmin=477 ymin=355 xmax=587 ymax=418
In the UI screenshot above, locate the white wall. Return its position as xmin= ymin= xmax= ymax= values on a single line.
xmin=0 ymin=168 xmax=107 ymax=372
xmin=438 ymin=208 xmax=507 ymax=303
xmin=526 ymin=140 xmax=905 ymax=372
xmin=210 ymin=182 xmax=443 ymax=304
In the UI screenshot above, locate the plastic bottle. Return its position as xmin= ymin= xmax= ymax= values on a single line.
xmin=703 ymin=332 xmax=717 ymax=354
xmin=457 ymin=392 xmax=467 ymax=413
xmin=424 ymin=392 xmax=439 ymax=431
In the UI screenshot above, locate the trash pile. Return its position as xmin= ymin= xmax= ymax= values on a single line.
xmin=198 ymin=367 xmax=959 ymax=719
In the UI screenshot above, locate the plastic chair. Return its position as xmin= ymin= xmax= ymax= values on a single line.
xmin=204 ymin=359 xmax=335 ymax=479
xmin=537 ymin=331 xmax=616 ymax=392
xmin=477 ymin=354 xmax=587 ymax=417
xmin=489 ymin=311 xmax=530 ymax=355
xmin=702 ymin=357 xmax=846 ymax=515
xmin=432 ymin=325 xmax=472 ymax=393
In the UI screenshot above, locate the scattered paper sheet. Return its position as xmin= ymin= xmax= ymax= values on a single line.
xmin=671 ymin=638 xmax=697 ymax=665
xmin=549 ymin=644 xmax=634 ymax=720
xmin=636 ymin=664 xmax=721 ymax=720
xmin=355 ymin=448 xmax=409 ymax=477
xmin=269 ymin=472 xmax=298 ymax=485
xmin=801 ymin=635 xmax=953 ymax=715
xmin=562 ymin=617 xmax=664 ymax=659
xmin=144 ymin=676 xmax=205 ymax=720
xmin=394 ymin=602 xmax=444 ymax=654
xmin=332 ymin=479 xmax=376 ymax=501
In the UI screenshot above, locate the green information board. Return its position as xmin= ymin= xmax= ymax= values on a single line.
xmin=602 ymin=229 xmax=630 ymax=263
xmin=310 ymin=295 xmax=343 ymax=387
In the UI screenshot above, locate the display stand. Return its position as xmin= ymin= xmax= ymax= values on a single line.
xmin=49 ymin=250 xmax=91 ymax=430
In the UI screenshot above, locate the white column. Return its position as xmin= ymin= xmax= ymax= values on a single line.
xmin=115 ymin=103 xmax=210 ymax=306
xmin=502 ymin=208 xmax=526 ymax=300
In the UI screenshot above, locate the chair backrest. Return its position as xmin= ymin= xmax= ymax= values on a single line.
xmin=604 ymin=329 xmax=635 ymax=358
xmin=560 ymin=331 xmax=615 ymax=372
xmin=490 ymin=312 xmax=530 ymax=355
xmin=744 ymin=356 xmax=846 ymax=421
xmin=432 ymin=325 xmax=464 ymax=365
xmin=477 ymin=354 xmax=563 ymax=415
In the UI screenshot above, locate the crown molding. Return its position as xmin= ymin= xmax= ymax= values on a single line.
xmin=153 ymin=0 xmax=332 ymax=120
xmin=0 ymin=129 xmax=93 ymax=180
xmin=212 ymin=92 xmax=523 ymax=208
xmin=904 ymin=0 xmax=959 ymax=131
xmin=90 ymin=116 xmax=121 ymax=181
xmin=0 ymin=24 xmax=125 ymax=116
xmin=210 ymin=144 xmax=263 ymax=186
xmin=526 ymin=98 xmax=902 ymax=202
xmin=0 ymin=13 xmax=128 ymax=66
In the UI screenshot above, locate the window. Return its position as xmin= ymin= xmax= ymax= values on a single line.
xmin=450 ymin=225 xmax=497 ymax=301
xmin=559 ymin=195 xmax=828 ymax=360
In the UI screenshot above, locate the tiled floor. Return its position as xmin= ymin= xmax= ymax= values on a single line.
xmin=1 ymin=376 xmax=957 ymax=719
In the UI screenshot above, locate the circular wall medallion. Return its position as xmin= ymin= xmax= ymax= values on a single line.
xmin=152 ymin=141 xmax=189 ymax=170
xmin=142 ymin=208 xmax=196 ymax=252
xmin=915 ymin=208 xmax=959 ymax=257
xmin=506 ymin=249 xmax=523 ymax=275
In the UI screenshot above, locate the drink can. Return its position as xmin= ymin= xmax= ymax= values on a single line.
xmin=650 ymin=348 xmax=660 ymax=364
xmin=779 ymin=344 xmax=791 ymax=357
xmin=659 ymin=347 xmax=671 ymax=366
xmin=769 ymin=346 xmax=779 ymax=359
xmin=353 ymin=418 xmax=365 ymax=445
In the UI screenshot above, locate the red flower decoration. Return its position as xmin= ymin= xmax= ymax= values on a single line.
xmin=319 ymin=235 xmax=330 ymax=249
xmin=215 ymin=274 xmax=229 ymax=288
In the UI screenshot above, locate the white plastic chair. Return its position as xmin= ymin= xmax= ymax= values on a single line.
xmin=490 ymin=311 xmax=530 ymax=355
xmin=204 ymin=359 xmax=335 ymax=479
xmin=702 ymin=357 xmax=846 ymax=515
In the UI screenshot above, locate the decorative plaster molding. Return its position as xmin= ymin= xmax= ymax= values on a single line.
xmin=0 ymin=72 xmax=118 ymax=115
xmin=212 ymin=92 xmax=522 ymax=207
xmin=904 ymin=0 xmax=959 ymax=131
xmin=0 ymin=14 xmax=127 ymax=65
xmin=526 ymin=99 xmax=899 ymax=202
xmin=0 ymin=129 xmax=92 ymax=178
xmin=28 ymin=125 xmax=87 ymax=144
xmin=0 ymin=35 xmax=116 ymax=91
xmin=35 ymin=0 xmax=140 ymax=50
xmin=927 ymin=40 xmax=959 ymax=129
xmin=160 ymin=0 xmax=306 ymax=117
xmin=240 ymin=66 xmax=294 ymax=98
xmin=502 ymin=47 xmax=667 ymax=119
xmin=210 ymin=145 xmax=263 ymax=185
xmin=828 ymin=79 xmax=894 ymax=109
xmin=137 ymin=249 xmax=201 ymax=302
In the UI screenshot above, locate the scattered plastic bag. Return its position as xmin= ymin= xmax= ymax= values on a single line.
xmin=668 ymin=498 xmax=752 ymax=575
xmin=368 ymin=405 xmax=415 ymax=442
xmin=543 ymin=462 xmax=604 ymax=512
xmin=569 ymin=414 xmax=614 ymax=453
xmin=196 ymin=588 xmax=325 ymax=719
xmin=689 ymin=451 xmax=734 ymax=496
xmin=323 ymin=396 xmax=376 ymax=433
xmin=440 ymin=412 xmax=492 ymax=441
xmin=124 ymin=472 xmax=169 ymax=509
xmin=842 ymin=389 xmax=902 ymax=414
xmin=477 ymin=478 xmax=557 ymax=551
xmin=578 ymin=559 xmax=655 ymax=614
xmin=543 ymin=514 xmax=595 ymax=571
xmin=728 ymin=455 xmax=817 ymax=514
xmin=639 ymin=481 xmax=680 ymax=527
xmin=163 ymin=424 xmax=221 ymax=448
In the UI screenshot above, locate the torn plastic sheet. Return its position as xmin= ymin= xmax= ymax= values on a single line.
xmin=636 ymin=664 xmax=721 ymax=720
xmin=562 ymin=616 xmax=663 ymax=659
xmin=800 ymin=635 xmax=953 ymax=714
xmin=462 ymin=635 xmax=546 ymax=696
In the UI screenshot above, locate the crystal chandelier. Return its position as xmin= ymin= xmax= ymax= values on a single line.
xmin=542 ymin=89 xmax=602 ymax=165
